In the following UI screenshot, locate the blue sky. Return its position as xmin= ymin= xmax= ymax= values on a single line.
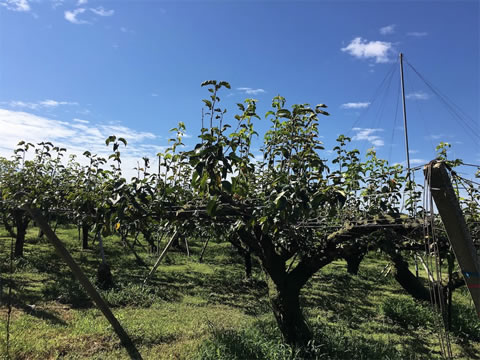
xmin=0 ymin=0 xmax=478 ymax=178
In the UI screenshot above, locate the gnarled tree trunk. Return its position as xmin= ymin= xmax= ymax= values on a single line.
xmin=13 ymin=209 xmax=29 ymax=257
xmin=344 ymin=247 xmax=367 ymax=275
xmin=244 ymin=251 xmax=252 ymax=279
xmin=267 ymin=276 xmax=312 ymax=347
xmin=2 ymin=212 xmax=16 ymax=238
xmin=82 ymin=222 xmax=89 ymax=249
xmin=96 ymin=231 xmax=113 ymax=289
xmin=380 ymin=234 xmax=465 ymax=304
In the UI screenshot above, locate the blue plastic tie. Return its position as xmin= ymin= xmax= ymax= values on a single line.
xmin=463 ymin=271 xmax=480 ymax=278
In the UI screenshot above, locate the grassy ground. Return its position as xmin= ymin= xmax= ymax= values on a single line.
xmin=0 ymin=225 xmax=479 ymax=359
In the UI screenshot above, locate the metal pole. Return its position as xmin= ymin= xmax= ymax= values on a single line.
xmin=400 ymin=53 xmax=419 ymax=276
xmin=399 ymin=53 xmax=412 ymax=182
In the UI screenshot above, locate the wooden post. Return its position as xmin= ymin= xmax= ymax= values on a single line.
xmin=24 ymin=207 xmax=143 ymax=360
xmin=199 ymin=237 xmax=210 ymax=263
xmin=144 ymin=230 xmax=179 ymax=284
xmin=424 ymin=161 xmax=480 ymax=318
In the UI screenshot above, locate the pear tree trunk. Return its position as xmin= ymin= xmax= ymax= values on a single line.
xmin=82 ymin=222 xmax=89 ymax=249
xmin=13 ymin=210 xmax=29 ymax=258
xmin=267 ymin=276 xmax=312 ymax=348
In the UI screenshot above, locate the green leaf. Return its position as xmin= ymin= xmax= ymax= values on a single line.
xmin=105 ymin=135 xmax=116 ymax=145
xmin=201 ymin=80 xmax=217 ymax=87
xmin=219 ymin=81 xmax=231 ymax=89
xmin=221 ymin=180 xmax=232 ymax=193
xmin=206 ymin=196 xmax=218 ymax=216
xmin=202 ymin=99 xmax=212 ymax=109
xmin=275 ymin=191 xmax=287 ymax=210
xmin=316 ymin=109 xmax=330 ymax=116
xmin=276 ymin=109 xmax=291 ymax=118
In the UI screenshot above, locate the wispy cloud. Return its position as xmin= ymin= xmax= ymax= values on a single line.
xmin=120 ymin=26 xmax=135 ymax=34
xmin=151 ymin=93 xmax=159 ymax=97
xmin=341 ymin=37 xmax=394 ymax=63
xmin=410 ymin=159 xmax=427 ymax=165
xmin=341 ymin=102 xmax=371 ymax=109
xmin=73 ymin=118 xmax=89 ymax=124
xmin=0 ymin=108 xmax=162 ymax=179
xmin=399 ymin=158 xmax=427 ymax=166
xmin=407 ymin=32 xmax=428 ymax=37
xmin=352 ymin=127 xmax=384 ymax=147
xmin=4 ymin=99 xmax=78 ymax=110
xmin=237 ymin=87 xmax=265 ymax=95
xmin=380 ymin=24 xmax=396 ymax=35
xmin=77 ymin=0 xmax=87 ymax=5
xmin=40 ymin=99 xmax=78 ymax=107
xmin=426 ymin=134 xmax=445 ymax=140
xmin=90 ymin=6 xmax=114 ymax=16
xmin=64 ymin=8 xmax=88 ymax=24
xmin=406 ymin=91 xmax=430 ymax=100
xmin=51 ymin=0 xmax=64 ymax=9
xmin=0 ymin=0 xmax=30 ymax=12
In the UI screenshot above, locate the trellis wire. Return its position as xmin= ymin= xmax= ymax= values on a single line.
xmin=423 ymin=164 xmax=453 ymax=359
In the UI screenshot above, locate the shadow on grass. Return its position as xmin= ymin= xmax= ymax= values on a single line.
xmin=196 ymin=318 xmax=423 ymax=360
xmin=16 ymin=302 xmax=68 ymax=326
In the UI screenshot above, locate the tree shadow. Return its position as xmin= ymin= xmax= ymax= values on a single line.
xmin=16 ymin=302 xmax=68 ymax=326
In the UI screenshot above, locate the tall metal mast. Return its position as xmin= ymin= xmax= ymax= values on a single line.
xmin=400 ymin=53 xmax=418 ymax=279
xmin=399 ymin=53 xmax=412 ymax=182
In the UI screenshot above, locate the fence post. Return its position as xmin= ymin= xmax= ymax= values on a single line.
xmin=24 ymin=206 xmax=143 ymax=360
xmin=424 ymin=161 xmax=480 ymax=318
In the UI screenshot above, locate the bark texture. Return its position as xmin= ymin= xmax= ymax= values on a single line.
xmin=13 ymin=210 xmax=29 ymax=257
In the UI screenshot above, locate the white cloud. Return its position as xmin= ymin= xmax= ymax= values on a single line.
xmin=0 ymin=108 xmax=161 ymax=180
xmin=4 ymin=99 xmax=78 ymax=110
xmin=406 ymin=91 xmax=430 ymax=100
xmin=39 ymin=99 xmax=78 ymax=107
xmin=404 ymin=158 xmax=428 ymax=166
xmin=0 ymin=0 xmax=30 ymax=12
xmin=90 ymin=6 xmax=114 ymax=16
xmin=341 ymin=102 xmax=371 ymax=109
xmin=73 ymin=118 xmax=89 ymax=124
xmin=237 ymin=87 xmax=265 ymax=95
xmin=341 ymin=37 xmax=394 ymax=63
xmin=5 ymin=99 xmax=78 ymax=110
xmin=410 ymin=159 xmax=427 ymax=165
xmin=151 ymin=93 xmax=159 ymax=97
xmin=120 ymin=26 xmax=135 ymax=34
xmin=427 ymin=134 xmax=445 ymax=140
xmin=407 ymin=32 xmax=428 ymax=37
xmin=65 ymin=8 xmax=88 ymax=24
xmin=77 ymin=0 xmax=87 ymax=5
xmin=352 ymin=127 xmax=384 ymax=147
xmin=380 ymin=24 xmax=396 ymax=35
xmin=51 ymin=0 xmax=64 ymax=9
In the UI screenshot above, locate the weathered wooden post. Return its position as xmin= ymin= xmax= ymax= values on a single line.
xmin=424 ymin=160 xmax=480 ymax=318
xmin=25 ymin=207 xmax=143 ymax=360
xmin=144 ymin=230 xmax=179 ymax=284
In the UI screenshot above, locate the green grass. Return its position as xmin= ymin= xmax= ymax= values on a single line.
xmin=0 ymin=225 xmax=479 ymax=359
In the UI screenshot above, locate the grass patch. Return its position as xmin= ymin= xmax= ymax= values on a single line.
xmin=0 ymin=226 xmax=479 ymax=359
xmin=381 ymin=296 xmax=435 ymax=329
